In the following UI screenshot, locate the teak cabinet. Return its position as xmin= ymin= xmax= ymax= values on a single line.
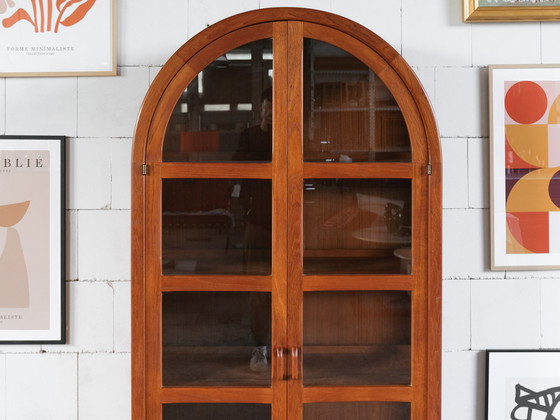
xmin=132 ymin=8 xmax=442 ymax=420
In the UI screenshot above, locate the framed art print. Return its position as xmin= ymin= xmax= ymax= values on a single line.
xmin=486 ymin=351 xmax=560 ymax=420
xmin=464 ymin=0 xmax=560 ymax=22
xmin=0 ymin=136 xmax=65 ymax=343
xmin=0 ymin=0 xmax=116 ymax=76
xmin=489 ymin=65 xmax=560 ymax=270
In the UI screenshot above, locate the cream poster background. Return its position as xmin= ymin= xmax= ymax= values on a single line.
xmin=0 ymin=138 xmax=62 ymax=341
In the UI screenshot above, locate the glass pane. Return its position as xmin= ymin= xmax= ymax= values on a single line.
xmin=303 ymin=179 xmax=411 ymax=275
xmin=303 ymin=291 xmax=411 ymax=386
xmin=304 ymin=402 xmax=410 ymax=420
xmin=162 ymin=179 xmax=272 ymax=275
xmin=164 ymin=403 xmax=271 ymax=419
xmin=162 ymin=292 xmax=272 ymax=387
xmin=303 ymin=39 xmax=411 ymax=162
xmin=163 ymin=39 xmax=273 ymax=162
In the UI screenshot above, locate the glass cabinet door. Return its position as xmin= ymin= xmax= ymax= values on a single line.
xmin=157 ymin=34 xmax=279 ymax=420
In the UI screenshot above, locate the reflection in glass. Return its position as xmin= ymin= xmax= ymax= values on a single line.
xmin=162 ymin=179 xmax=272 ymax=275
xmin=303 ymin=291 xmax=411 ymax=386
xmin=303 ymin=179 xmax=412 ymax=274
xmin=303 ymin=39 xmax=411 ymax=162
xmin=164 ymin=403 xmax=271 ymax=419
xmin=304 ymin=402 xmax=410 ymax=420
xmin=163 ymin=39 xmax=273 ymax=162
xmin=162 ymin=292 xmax=272 ymax=387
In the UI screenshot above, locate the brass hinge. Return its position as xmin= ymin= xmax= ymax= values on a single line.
xmin=427 ymin=164 xmax=432 ymax=175
xmin=141 ymin=164 xmax=148 ymax=176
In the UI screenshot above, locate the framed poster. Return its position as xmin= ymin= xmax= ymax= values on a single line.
xmin=486 ymin=350 xmax=560 ymax=420
xmin=489 ymin=65 xmax=560 ymax=270
xmin=0 ymin=136 xmax=65 ymax=343
xmin=464 ymin=0 xmax=560 ymax=22
xmin=0 ymin=0 xmax=116 ymax=76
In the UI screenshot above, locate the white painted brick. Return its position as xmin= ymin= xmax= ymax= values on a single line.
xmin=542 ymin=23 xmax=560 ymax=64
xmin=402 ymin=0 xmax=471 ymax=67
xmin=443 ymin=209 xmax=503 ymax=279
xmin=77 ymin=66 xmax=150 ymax=138
xmin=5 ymin=353 xmax=77 ymax=420
xmin=0 ymin=80 xmax=5 ymax=135
xmin=412 ymin=67 xmax=436 ymax=109
xmin=541 ymin=278 xmax=560 ymax=348
xmin=442 ymin=138 xmax=469 ymax=209
xmin=77 ymin=210 xmax=131 ymax=281
xmin=471 ymin=279 xmax=541 ymax=350
xmin=114 ymin=281 xmax=131 ymax=352
xmin=442 ymin=351 xmax=485 ymax=420
xmin=467 ymin=137 xmax=489 ymax=209
xmin=0 ymin=354 xmax=5 ymax=420
xmin=111 ymin=139 xmax=132 ymax=210
xmin=66 ymin=210 xmax=78 ymax=281
xmin=0 ymin=345 xmax=41 ymax=354
xmin=79 ymin=353 xmax=131 ymax=420
xmin=259 ymin=0 xmax=330 ymax=12
xmin=188 ymin=0 xmax=260 ymax=39
xmin=119 ymin=0 xmax=188 ymax=66
xmin=5 ymin=77 xmax=77 ymax=137
xmin=149 ymin=66 xmax=162 ymax=84
xmin=472 ymin=23 xmax=541 ymax=66
xmin=435 ymin=67 xmax=488 ymax=138
xmin=442 ymin=280 xmax=470 ymax=351
xmin=505 ymin=269 xmax=560 ymax=279
xmin=44 ymin=282 xmax=113 ymax=352
xmin=67 ymin=138 xmax=112 ymax=210
xmin=332 ymin=0 xmax=401 ymax=53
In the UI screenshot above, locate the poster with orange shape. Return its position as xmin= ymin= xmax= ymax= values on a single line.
xmin=490 ymin=65 xmax=560 ymax=270
xmin=0 ymin=136 xmax=65 ymax=343
xmin=0 ymin=0 xmax=115 ymax=76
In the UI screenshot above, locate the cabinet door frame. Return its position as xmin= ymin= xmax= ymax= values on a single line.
xmin=132 ymin=8 xmax=442 ymax=420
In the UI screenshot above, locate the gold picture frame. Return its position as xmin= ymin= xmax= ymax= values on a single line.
xmin=464 ymin=0 xmax=560 ymax=22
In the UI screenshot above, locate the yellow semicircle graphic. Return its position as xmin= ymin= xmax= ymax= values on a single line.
xmin=548 ymin=94 xmax=560 ymax=124
xmin=506 ymin=167 xmax=560 ymax=212
xmin=505 ymin=125 xmax=548 ymax=168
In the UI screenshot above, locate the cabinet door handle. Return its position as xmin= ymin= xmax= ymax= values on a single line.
xmin=291 ymin=346 xmax=300 ymax=380
xmin=275 ymin=347 xmax=286 ymax=380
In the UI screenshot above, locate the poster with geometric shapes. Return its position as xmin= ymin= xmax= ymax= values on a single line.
xmin=490 ymin=65 xmax=560 ymax=270
xmin=0 ymin=136 xmax=65 ymax=343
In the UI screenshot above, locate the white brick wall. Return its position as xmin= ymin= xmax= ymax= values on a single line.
xmin=0 ymin=0 xmax=559 ymax=419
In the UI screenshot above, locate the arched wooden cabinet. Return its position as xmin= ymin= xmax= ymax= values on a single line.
xmin=132 ymin=8 xmax=441 ymax=420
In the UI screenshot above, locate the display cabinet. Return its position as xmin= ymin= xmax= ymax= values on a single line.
xmin=132 ymin=8 xmax=442 ymax=420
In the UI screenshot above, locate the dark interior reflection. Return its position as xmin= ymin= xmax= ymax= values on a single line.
xmin=162 ymin=179 xmax=272 ymax=275
xmin=303 ymin=39 xmax=411 ymax=162
xmin=163 ymin=39 xmax=273 ymax=162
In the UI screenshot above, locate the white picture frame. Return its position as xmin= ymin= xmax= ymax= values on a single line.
xmin=0 ymin=0 xmax=116 ymax=76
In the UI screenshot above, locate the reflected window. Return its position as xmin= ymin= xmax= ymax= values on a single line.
xmin=163 ymin=39 xmax=273 ymax=162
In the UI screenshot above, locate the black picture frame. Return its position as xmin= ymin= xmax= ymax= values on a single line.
xmin=0 ymin=135 xmax=66 ymax=344
xmin=486 ymin=350 xmax=560 ymax=420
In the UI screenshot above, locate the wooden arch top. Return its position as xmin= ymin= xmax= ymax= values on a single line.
xmin=132 ymin=7 xmax=441 ymax=167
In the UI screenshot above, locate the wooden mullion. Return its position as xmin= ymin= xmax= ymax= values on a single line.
xmin=302 ymin=386 xmax=412 ymax=403
xmin=161 ymin=275 xmax=272 ymax=292
xmin=303 ymin=162 xmax=413 ymax=179
xmin=272 ymin=20 xmax=289 ymax=420
xmin=286 ymin=20 xmax=304 ymax=420
xmin=160 ymin=162 xmax=272 ymax=179
xmin=160 ymin=387 xmax=273 ymax=404
xmin=302 ymin=275 xmax=413 ymax=292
